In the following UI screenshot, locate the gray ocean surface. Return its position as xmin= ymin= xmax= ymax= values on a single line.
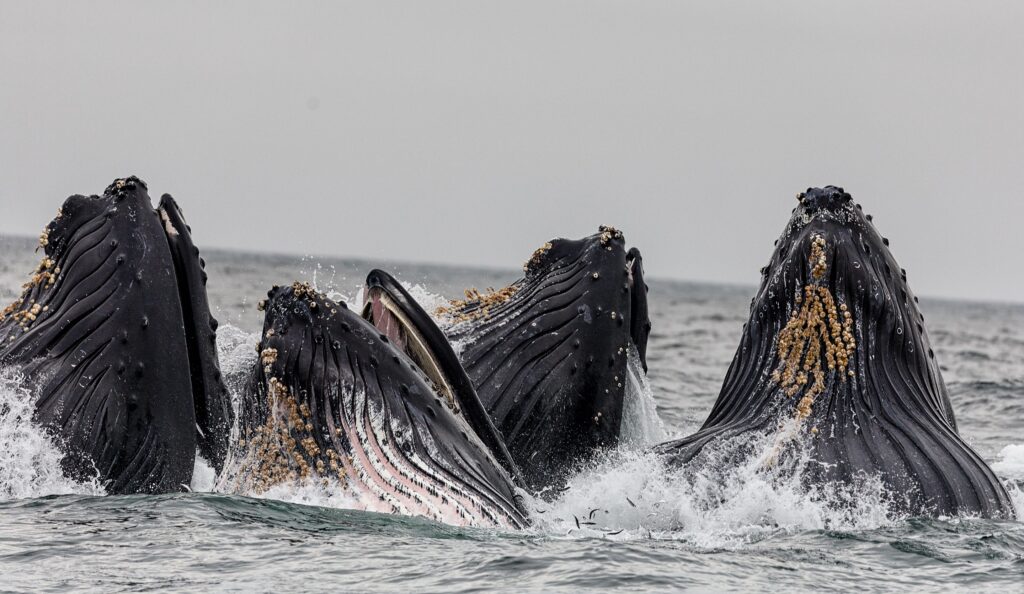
xmin=0 ymin=234 xmax=1022 ymax=593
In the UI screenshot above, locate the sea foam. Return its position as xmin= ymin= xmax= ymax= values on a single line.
xmin=0 ymin=367 xmax=104 ymax=499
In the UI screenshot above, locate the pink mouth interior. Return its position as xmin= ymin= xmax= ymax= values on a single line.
xmin=367 ymin=289 xmax=407 ymax=352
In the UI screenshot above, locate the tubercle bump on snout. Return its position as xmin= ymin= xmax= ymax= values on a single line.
xmin=796 ymin=186 xmax=852 ymax=209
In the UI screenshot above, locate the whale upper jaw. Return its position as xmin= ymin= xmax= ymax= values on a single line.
xmin=360 ymin=269 xmax=524 ymax=487
xmin=0 ymin=176 xmax=231 ymax=493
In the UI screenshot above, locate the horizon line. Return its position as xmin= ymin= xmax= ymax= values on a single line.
xmin=1 ymin=232 xmax=1021 ymax=308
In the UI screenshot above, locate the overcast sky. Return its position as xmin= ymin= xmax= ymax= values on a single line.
xmin=1 ymin=1 xmax=1022 ymax=302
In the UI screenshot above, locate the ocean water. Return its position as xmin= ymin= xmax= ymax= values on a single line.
xmin=0 ymin=234 xmax=1022 ymax=593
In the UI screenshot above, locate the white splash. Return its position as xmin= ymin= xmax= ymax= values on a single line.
xmin=992 ymin=444 xmax=1024 ymax=480
xmin=258 ymin=477 xmax=362 ymax=510
xmin=1007 ymin=483 xmax=1024 ymax=519
xmin=215 ymin=323 xmax=260 ymax=422
xmin=619 ymin=344 xmax=667 ymax=447
xmin=190 ymin=454 xmax=217 ymax=492
xmin=993 ymin=444 xmax=1024 ymax=518
xmin=0 ymin=367 xmax=104 ymax=499
xmin=531 ymin=432 xmax=898 ymax=549
xmin=401 ymin=281 xmax=450 ymax=316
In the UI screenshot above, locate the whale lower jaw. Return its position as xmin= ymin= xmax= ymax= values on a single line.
xmin=229 ymin=384 xmax=523 ymax=529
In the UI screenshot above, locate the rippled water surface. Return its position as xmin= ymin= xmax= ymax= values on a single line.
xmin=1 ymin=235 xmax=1022 ymax=592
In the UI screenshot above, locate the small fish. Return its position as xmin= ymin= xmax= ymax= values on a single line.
xmin=626 ymin=497 xmax=636 ymax=508
xmin=605 ymin=529 xmax=624 ymax=536
xmin=588 ymin=508 xmax=600 ymax=519
xmin=574 ymin=515 xmax=581 ymax=529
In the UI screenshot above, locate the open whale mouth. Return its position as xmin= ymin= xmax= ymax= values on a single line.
xmin=234 ymin=283 xmax=528 ymax=528
xmin=360 ymin=270 xmax=522 ymax=484
xmin=625 ymin=247 xmax=650 ymax=372
xmin=362 ymin=276 xmax=458 ymax=412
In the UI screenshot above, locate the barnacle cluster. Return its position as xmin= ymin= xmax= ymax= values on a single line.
xmin=436 ymin=285 xmax=518 ymax=323
xmin=27 ymin=257 xmax=60 ymax=290
xmin=260 ymin=347 xmax=278 ymax=373
xmin=1 ymin=256 xmax=59 ymax=331
xmin=4 ymin=302 xmax=45 ymax=329
xmin=35 ymin=210 xmax=60 ymax=251
xmin=238 ymin=375 xmax=346 ymax=493
xmin=770 ymin=234 xmax=856 ymax=424
xmin=257 ymin=282 xmax=325 ymax=313
xmin=598 ymin=225 xmax=622 ymax=246
xmin=290 ymin=281 xmax=318 ymax=300
xmin=523 ymin=242 xmax=553 ymax=272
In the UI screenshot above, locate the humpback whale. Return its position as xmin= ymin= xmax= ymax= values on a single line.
xmin=657 ymin=187 xmax=1014 ymax=518
xmin=227 ymin=282 xmax=528 ymax=528
xmin=0 ymin=177 xmax=232 ymax=493
xmin=439 ymin=227 xmax=651 ymax=492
